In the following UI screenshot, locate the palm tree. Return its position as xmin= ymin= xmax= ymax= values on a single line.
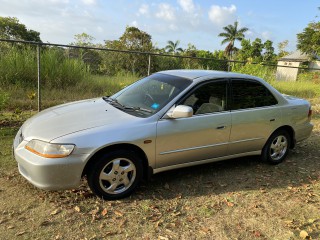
xmin=218 ymin=21 xmax=248 ymax=59
xmin=165 ymin=40 xmax=183 ymax=55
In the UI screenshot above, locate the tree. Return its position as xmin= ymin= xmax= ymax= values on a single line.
xmin=263 ymin=40 xmax=276 ymax=62
xmin=250 ymin=38 xmax=263 ymax=61
xmin=236 ymin=38 xmax=275 ymax=63
xmin=165 ymin=40 xmax=183 ymax=55
xmin=218 ymin=21 xmax=248 ymax=59
xmin=236 ymin=39 xmax=252 ymax=61
xmin=104 ymin=26 xmax=154 ymax=75
xmin=118 ymin=26 xmax=153 ymax=52
xmin=297 ymin=21 xmax=320 ymax=56
xmin=278 ymin=40 xmax=289 ymax=58
xmin=72 ymin=33 xmax=95 ymax=47
xmin=0 ymin=16 xmax=41 ymax=42
xmin=69 ymin=33 xmax=102 ymax=73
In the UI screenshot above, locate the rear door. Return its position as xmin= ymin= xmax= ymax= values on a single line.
xmin=228 ymin=79 xmax=281 ymax=155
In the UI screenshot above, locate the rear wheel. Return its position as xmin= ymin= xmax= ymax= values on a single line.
xmin=87 ymin=150 xmax=143 ymax=200
xmin=262 ymin=130 xmax=291 ymax=164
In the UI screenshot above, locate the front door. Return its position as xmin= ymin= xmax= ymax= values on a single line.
xmin=155 ymin=80 xmax=231 ymax=168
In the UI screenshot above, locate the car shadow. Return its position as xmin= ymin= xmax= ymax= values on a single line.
xmin=135 ymin=134 xmax=320 ymax=200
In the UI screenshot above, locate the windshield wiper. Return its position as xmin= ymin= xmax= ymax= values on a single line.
xmin=103 ymin=97 xmax=152 ymax=113
xmin=103 ymin=96 xmax=125 ymax=108
xmin=122 ymin=106 xmax=153 ymax=113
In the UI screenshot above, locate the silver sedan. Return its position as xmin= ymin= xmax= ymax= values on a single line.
xmin=13 ymin=70 xmax=313 ymax=199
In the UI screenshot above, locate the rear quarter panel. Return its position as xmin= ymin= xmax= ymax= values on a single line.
xmin=281 ymin=96 xmax=313 ymax=142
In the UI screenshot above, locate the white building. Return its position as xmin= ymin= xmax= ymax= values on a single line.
xmin=276 ymin=50 xmax=320 ymax=81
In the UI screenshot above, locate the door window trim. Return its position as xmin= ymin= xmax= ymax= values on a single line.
xmin=230 ymin=78 xmax=278 ymax=111
xmin=175 ymin=78 xmax=230 ymax=117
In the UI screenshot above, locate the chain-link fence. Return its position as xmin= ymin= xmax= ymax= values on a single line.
xmin=0 ymin=39 xmax=319 ymax=112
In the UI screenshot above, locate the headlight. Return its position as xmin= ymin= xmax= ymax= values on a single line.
xmin=25 ymin=140 xmax=75 ymax=158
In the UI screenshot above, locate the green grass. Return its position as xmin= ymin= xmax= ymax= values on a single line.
xmin=1 ymin=74 xmax=139 ymax=111
xmin=1 ymin=46 xmax=319 ymax=112
xmin=233 ymin=63 xmax=320 ymax=99
xmin=270 ymin=80 xmax=320 ymax=99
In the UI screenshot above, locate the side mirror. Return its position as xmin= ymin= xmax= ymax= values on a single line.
xmin=166 ymin=105 xmax=193 ymax=119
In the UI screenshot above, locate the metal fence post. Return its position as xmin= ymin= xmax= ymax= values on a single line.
xmin=37 ymin=44 xmax=41 ymax=112
xmin=227 ymin=61 xmax=231 ymax=72
xmin=148 ymin=54 xmax=151 ymax=76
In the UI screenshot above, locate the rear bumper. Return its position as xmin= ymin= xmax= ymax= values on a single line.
xmin=295 ymin=122 xmax=314 ymax=143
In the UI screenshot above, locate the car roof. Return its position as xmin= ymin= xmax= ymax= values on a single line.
xmin=157 ymin=69 xmax=258 ymax=81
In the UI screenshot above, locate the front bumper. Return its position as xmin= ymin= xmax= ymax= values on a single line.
xmin=13 ymin=131 xmax=89 ymax=191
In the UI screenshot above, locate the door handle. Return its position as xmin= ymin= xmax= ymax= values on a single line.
xmin=216 ymin=126 xmax=226 ymax=130
xmin=270 ymin=118 xmax=275 ymax=122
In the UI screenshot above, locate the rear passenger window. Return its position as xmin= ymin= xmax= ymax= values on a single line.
xmin=231 ymin=80 xmax=278 ymax=110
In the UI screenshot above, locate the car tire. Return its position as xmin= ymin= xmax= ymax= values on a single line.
xmin=87 ymin=150 xmax=143 ymax=200
xmin=261 ymin=130 xmax=291 ymax=165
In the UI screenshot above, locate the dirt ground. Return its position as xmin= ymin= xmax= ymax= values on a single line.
xmin=0 ymin=116 xmax=319 ymax=240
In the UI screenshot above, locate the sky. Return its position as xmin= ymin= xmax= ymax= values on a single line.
xmin=0 ymin=0 xmax=319 ymax=52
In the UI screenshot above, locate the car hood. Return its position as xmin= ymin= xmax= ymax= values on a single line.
xmin=22 ymin=98 xmax=137 ymax=142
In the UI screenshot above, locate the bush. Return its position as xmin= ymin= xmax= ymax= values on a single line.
xmin=41 ymin=48 xmax=90 ymax=88
xmin=0 ymin=46 xmax=37 ymax=87
xmin=297 ymin=71 xmax=320 ymax=84
xmin=0 ymin=46 xmax=91 ymax=88
xmin=232 ymin=63 xmax=276 ymax=82
xmin=0 ymin=90 xmax=9 ymax=111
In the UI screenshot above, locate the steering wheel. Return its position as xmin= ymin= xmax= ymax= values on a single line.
xmin=144 ymin=93 xmax=155 ymax=104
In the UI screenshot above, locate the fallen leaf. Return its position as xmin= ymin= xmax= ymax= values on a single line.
xmin=0 ymin=219 xmax=7 ymax=224
xmin=50 ymin=209 xmax=61 ymax=216
xmin=199 ymin=227 xmax=211 ymax=234
xmin=74 ymin=206 xmax=81 ymax=212
xmin=171 ymin=211 xmax=181 ymax=217
xmin=114 ymin=210 xmax=123 ymax=217
xmin=175 ymin=194 xmax=182 ymax=199
xmin=40 ymin=220 xmax=51 ymax=226
xmin=226 ymin=201 xmax=234 ymax=207
xmin=89 ymin=234 xmax=97 ymax=240
xmin=225 ymin=198 xmax=235 ymax=207
xmin=254 ymin=230 xmax=261 ymax=237
xmin=307 ymin=219 xmax=316 ymax=224
xmin=155 ymin=219 xmax=163 ymax=228
xmin=219 ymin=183 xmax=228 ymax=187
xmin=284 ymin=220 xmax=293 ymax=225
xmin=119 ymin=218 xmax=127 ymax=228
xmin=16 ymin=231 xmax=26 ymax=236
xmin=90 ymin=207 xmax=100 ymax=216
xmin=187 ymin=216 xmax=195 ymax=222
xmin=7 ymin=225 xmax=14 ymax=229
xmin=158 ymin=236 xmax=169 ymax=240
xmin=104 ymin=231 xmax=117 ymax=236
xmin=101 ymin=208 xmax=108 ymax=216
xmin=55 ymin=234 xmax=63 ymax=240
xmin=299 ymin=230 xmax=309 ymax=239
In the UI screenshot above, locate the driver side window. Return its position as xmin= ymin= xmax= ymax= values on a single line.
xmin=181 ymin=80 xmax=227 ymax=115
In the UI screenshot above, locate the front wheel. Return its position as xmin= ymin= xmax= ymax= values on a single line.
xmin=261 ymin=130 xmax=291 ymax=164
xmin=87 ymin=150 xmax=143 ymax=200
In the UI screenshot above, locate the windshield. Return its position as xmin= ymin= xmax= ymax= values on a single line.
xmin=108 ymin=73 xmax=192 ymax=117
